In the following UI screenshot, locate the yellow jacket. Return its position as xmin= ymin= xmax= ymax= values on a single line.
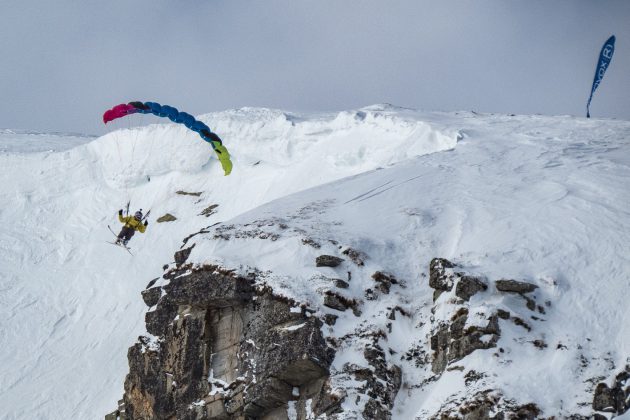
xmin=119 ymin=214 xmax=147 ymax=233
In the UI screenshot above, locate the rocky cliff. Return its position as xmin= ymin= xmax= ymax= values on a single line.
xmin=107 ymin=249 xmax=629 ymax=419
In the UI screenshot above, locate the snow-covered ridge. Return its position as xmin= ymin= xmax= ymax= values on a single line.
xmin=89 ymin=106 xmax=460 ymax=190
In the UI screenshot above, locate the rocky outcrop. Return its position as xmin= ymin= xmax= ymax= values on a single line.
xmin=157 ymin=213 xmax=177 ymax=223
xmin=112 ymin=246 xmax=611 ymax=419
xmin=428 ymin=258 xmax=500 ymax=374
xmin=199 ymin=204 xmax=219 ymax=217
xmin=494 ymin=279 xmax=538 ymax=294
xmin=592 ymin=365 xmax=630 ymax=416
xmin=455 ymin=276 xmax=487 ymax=301
xmin=426 ymin=258 xmax=553 ymax=417
xmin=431 ymin=389 xmax=542 ymax=420
xmin=315 ymin=255 xmax=344 ymax=267
xmin=430 ymin=308 xmax=500 ymax=374
xmin=429 ymin=257 xmax=456 ymax=294
xmin=118 ymin=264 xmax=335 ymax=420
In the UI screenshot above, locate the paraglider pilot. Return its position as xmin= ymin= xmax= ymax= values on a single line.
xmin=116 ymin=209 xmax=148 ymax=246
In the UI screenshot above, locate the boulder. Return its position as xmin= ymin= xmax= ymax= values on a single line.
xmin=156 ymin=213 xmax=177 ymax=223
xmin=455 ymin=276 xmax=487 ymax=301
xmin=495 ymin=279 xmax=538 ymax=294
xmin=316 ymin=255 xmax=344 ymax=267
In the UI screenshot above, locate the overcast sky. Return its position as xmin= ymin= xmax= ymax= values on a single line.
xmin=1 ymin=0 xmax=629 ymax=134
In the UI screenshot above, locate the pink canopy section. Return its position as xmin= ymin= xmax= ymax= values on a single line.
xmin=103 ymin=103 xmax=139 ymax=124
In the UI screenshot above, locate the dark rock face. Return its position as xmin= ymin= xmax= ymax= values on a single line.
xmin=333 ymin=279 xmax=349 ymax=289
xmin=372 ymin=271 xmax=398 ymax=295
xmin=592 ymin=365 xmax=630 ymax=416
xmin=316 ymin=255 xmax=344 ymax=267
xmin=156 ymin=213 xmax=177 ymax=223
xmin=494 ymin=279 xmax=538 ymax=294
xmin=455 ymin=276 xmax=487 ymax=301
xmin=430 ymin=308 xmax=500 ymax=374
xmin=120 ymin=265 xmax=335 ymax=420
xmin=141 ymin=286 xmax=161 ymax=307
xmin=342 ymin=247 xmax=366 ymax=266
xmin=427 ymin=259 xmax=500 ymax=374
xmin=361 ymin=342 xmax=402 ymax=419
xmin=431 ymin=390 xmax=542 ymax=420
xmin=429 ymin=258 xmax=457 ymax=294
xmin=174 ymin=244 xmax=195 ymax=266
xmin=199 ymin=204 xmax=219 ymax=217
xmin=176 ymin=190 xmax=203 ymax=197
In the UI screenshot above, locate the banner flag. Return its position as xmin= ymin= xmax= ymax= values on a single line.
xmin=586 ymin=35 xmax=615 ymax=118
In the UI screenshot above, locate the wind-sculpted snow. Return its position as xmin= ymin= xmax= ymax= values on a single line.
xmin=90 ymin=106 xmax=459 ymax=191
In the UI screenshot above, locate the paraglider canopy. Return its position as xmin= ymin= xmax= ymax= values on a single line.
xmin=103 ymin=101 xmax=232 ymax=175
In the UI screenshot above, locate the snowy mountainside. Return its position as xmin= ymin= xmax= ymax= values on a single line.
xmin=0 ymin=106 xmax=458 ymax=419
xmin=1 ymin=107 xmax=629 ymax=418
xmin=174 ymin=112 xmax=630 ymax=418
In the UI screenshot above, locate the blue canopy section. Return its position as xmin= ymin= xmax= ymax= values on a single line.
xmin=133 ymin=101 xmax=221 ymax=149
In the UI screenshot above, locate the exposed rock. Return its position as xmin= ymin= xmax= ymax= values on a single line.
xmin=199 ymin=204 xmax=219 ymax=217
xmin=522 ymin=294 xmax=537 ymax=311
xmin=432 ymin=390 xmax=542 ymax=420
xmin=174 ymin=244 xmax=195 ymax=266
xmin=433 ymin=289 xmax=444 ymax=302
xmin=323 ymin=291 xmax=358 ymax=315
xmin=176 ymin=190 xmax=202 ymax=196
xmin=301 ymin=237 xmax=321 ymax=248
xmin=156 ymin=213 xmax=177 ymax=223
xmin=104 ymin=399 xmax=126 ymax=420
xmin=455 ymin=276 xmax=488 ymax=301
xmin=431 ymin=308 xmax=500 ymax=374
xmin=146 ymin=278 xmax=159 ymax=289
xmin=324 ymin=314 xmax=338 ymax=325
xmin=141 ymin=286 xmax=161 ymax=307
xmin=388 ymin=306 xmax=411 ymax=321
xmin=429 ymin=258 xmax=457 ymax=294
xmin=339 ymin=337 xmax=402 ymax=420
xmin=592 ymin=365 xmax=630 ymax=415
xmin=497 ymin=309 xmax=510 ymax=319
xmin=511 ymin=316 xmax=531 ymax=331
xmin=372 ymin=271 xmax=398 ymax=294
xmin=316 ymin=255 xmax=344 ymax=267
xmin=333 ymin=279 xmax=349 ymax=289
xmin=342 ymin=247 xmax=366 ymax=266
xmin=323 ymin=294 xmax=348 ymax=312
xmin=120 ymin=264 xmax=335 ymax=420
xmin=464 ymin=370 xmax=486 ymax=386
xmin=495 ymin=279 xmax=538 ymax=294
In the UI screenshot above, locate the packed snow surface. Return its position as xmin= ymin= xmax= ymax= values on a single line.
xmin=0 ymin=106 xmax=629 ymax=419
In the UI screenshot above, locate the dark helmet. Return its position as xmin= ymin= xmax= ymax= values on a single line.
xmin=134 ymin=210 xmax=143 ymax=221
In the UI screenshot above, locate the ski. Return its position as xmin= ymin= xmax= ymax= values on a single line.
xmin=107 ymin=225 xmax=133 ymax=255
xmin=106 ymin=240 xmax=133 ymax=255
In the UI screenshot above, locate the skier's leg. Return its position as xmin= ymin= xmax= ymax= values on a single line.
xmin=116 ymin=229 xmax=126 ymax=244
xmin=123 ymin=228 xmax=135 ymax=246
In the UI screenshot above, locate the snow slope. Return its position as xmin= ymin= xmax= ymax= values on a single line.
xmin=1 ymin=106 xmax=629 ymax=419
xmin=181 ymin=111 xmax=630 ymax=418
